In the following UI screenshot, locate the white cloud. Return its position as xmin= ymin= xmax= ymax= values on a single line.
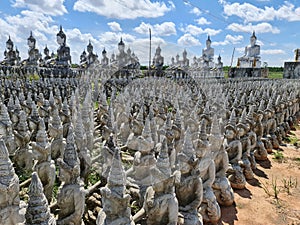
xmin=12 ymin=0 xmax=67 ymax=16
xmin=190 ymin=7 xmax=201 ymax=16
xmin=108 ymin=22 xmax=122 ymax=32
xmin=196 ymin=17 xmax=211 ymax=25
xmin=182 ymin=24 xmax=221 ymax=36
xmin=261 ymin=49 xmax=285 ymax=55
xmin=134 ymin=22 xmax=176 ymax=36
xmin=0 ymin=10 xmax=59 ymax=61
xmin=221 ymin=1 xmax=300 ymax=22
xmin=227 ymin=22 xmax=280 ymax=34
xmin=214 ymin=34 xmax=244 ymax=46
xmin=177 ymin=34 xmax=201 ymax=46
xmin=73 ymin=0 xmax=173 ymax=19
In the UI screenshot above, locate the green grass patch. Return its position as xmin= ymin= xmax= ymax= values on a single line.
xmin=268 ymin=71 xmax=283 ymax=79
xmin=273 ymin=150 xmax=284 ymax=161
xmin=285 ymin=135 xmax=299 ymax=145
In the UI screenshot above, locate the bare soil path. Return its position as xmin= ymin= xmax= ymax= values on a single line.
xmin=219 ymin=130 xmax=300 ymax=225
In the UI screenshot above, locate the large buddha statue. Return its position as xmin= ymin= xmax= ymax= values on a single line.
xmin=56 ymin=26 xmax=71 ymax=67
xmin=1 ymin=36 xmax=17 ymax=66
xmin=24 ymin=31 xmax=40 ymax=66
xmin=201 ymin=36 xmax=214 ymax=66
xmin=152 ymin=45 xmax=164 ymax=70
xmin=101 ymin=48 xmax=109 ymax=67
xmin=116 ymin=38 xmax=128 ymax=69
xmin=237 ymin=31 xmax=261 ymax=68
xmin=86 ymin=40 xmax=98 ymax=65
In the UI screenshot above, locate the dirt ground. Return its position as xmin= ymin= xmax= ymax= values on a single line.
xmin=219 ymin=130 xmax=300 ymax=225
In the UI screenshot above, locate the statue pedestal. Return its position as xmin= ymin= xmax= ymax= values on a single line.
xmin=229 ymin=68 xmax=262 ymax=78
xmin=283 ymin=62 xmax=300 ymax=78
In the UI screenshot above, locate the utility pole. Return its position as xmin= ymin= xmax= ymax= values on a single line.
xmin=149 ymin=28 xmax=151 ymax=73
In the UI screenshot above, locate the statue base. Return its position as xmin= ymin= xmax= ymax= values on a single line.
xmin=283 ymin=62 xmax=300 ymax=78
xmin=228 ymin=68 xmax=261 ymax=78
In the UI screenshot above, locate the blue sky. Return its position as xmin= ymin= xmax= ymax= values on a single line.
xmin=1 ymin=0 xmax=300 ymax=66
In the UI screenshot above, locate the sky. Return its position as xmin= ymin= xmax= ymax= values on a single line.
xmin=0 ymin=0 xmax=300 ymax=67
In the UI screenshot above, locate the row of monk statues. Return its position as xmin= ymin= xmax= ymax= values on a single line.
xmin=1 ymin=29 xmax=261 ymax=74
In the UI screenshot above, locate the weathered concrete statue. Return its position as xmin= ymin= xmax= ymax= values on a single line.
xmin=175 ymin=133 xmax=203 ymax=225
xmin=210 ymin=116 xmax=234 ymax=206
xmin=57 ymin=126 xmax=86 ymax=225
xmin=25 ymin=172 xmax=56 ymax=225
xmin=223 ymin=110 xmax=246 ymax=189
xmin=133 ymin=137 xmax=178 ymax=225
xmin=97 ymin=147 xmax=135 ymax=225
xmin=0 ymin=139 xmax=25 ymax=225
xmin=31 ymin=119 xmax=56 ymax=203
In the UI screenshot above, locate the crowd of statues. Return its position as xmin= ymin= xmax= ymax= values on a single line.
xmin=0 ymin=59 xmax=299 ymax=224
xmin=0 ymin=27 xmax=140 ymax=72
xmin=168 ymin=36 xmax=224 ymax=78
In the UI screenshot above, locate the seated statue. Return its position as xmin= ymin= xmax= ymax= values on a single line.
xmin=1 ymin=36 xmax=17 ymax=66
xmin=253 ymin=109 xmax=268 ymax=161
xmin=57 ymin=126 xmax=86 ymax=225
xmin=126 ymin=119 xmax=156 ymax=204
xmin=223 ymin=110 xmax=246 ymax=189
xmin=237 ymin=109 xmax=254 ymax=180
xmin=210 ymin=116 xmax=234 ymax=206
xmin=56 ymin=26 xmax=71 ymax=67
xmin=116 ymin=38 xmax=128 ymax=69
xmin=31 ymin=119 xmax=56 ymax=203
xmin=97 ymin=147 xmax=134 ymax=225
xmin=215 ymin=55 xmax=224 ymax=77
xmin=181 ymin=49 xmax=189 ymax=68
xmin=237 ymin=31 xmax=261 ymax=68
xmin=79 ymin=50 xmax=87 ymax=67
xmin=101 ymin=48 xmax=109 ymax=67
xmin=43 ymin=45 xmax=51 ymax=62
xmin=175 ymin=135 xmax=203 ymax=225
xmin=13 ymin=110 xmax=33 ymax=172
xmin=201 ymin=36 xmax=214 ymax=67
xmin=86 ymin=40 xmax=98 ymax=66
xmin=23 ymin=31 xmax=40 ymax=66
xmin=192 ymin=122 xmax=221 ymax=224
xmin=49 ymin=107 xmax=65 ymax=160
xmin=133 ymin=138 xmax=178 ymax=225
xmin=152 ymin=46 xmax=164 ymax=70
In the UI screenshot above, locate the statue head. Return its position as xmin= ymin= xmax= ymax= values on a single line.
xmin=206 ymin=35 xmax=211 ymax=48
xmin=102 ymin=48 xmax=107 ymax=56
xmin=87 ymin=40 xmax=93 ymax=54
xmin=250 ymin=31 xmax=257 ymax=47
xmin=44 ymin=45 xmax=49 ymax=55
xmin=27 ymin=31 xmax=36 ymax=48
xmin=182 ymin=49 xmax=187 ymax=59
xmin=118 ymin=37 xmax=125 ymax=52
xmin=156 ymin=45 xmax=161 ymax=55
xmin=6 ymin=36 xmax=13 ymax=50
xmin=56 ymin=26 xmax=66 ymax=46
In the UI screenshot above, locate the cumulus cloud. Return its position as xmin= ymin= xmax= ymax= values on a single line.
xmin=196 ymin=17 xmax=211 ymax=25
xmin=73 ymin=0 xmax=173 ymax=19
xmin=214 ymin=34 xmax=244 ymax=46
xmin=221 ymin=1 xmax=300 ymax=22
xmin=12 ymin=0 xmax=67 ymax=16
xmin=182 ymin=24 xmax=221 ymax=36
xmin=261 ymin=49 xmax=285 ymax=55
xmin=134 ymin=22 xmax=176 ymax=36
xmin=177 ymin=34 xmax=201 ymax=46
xmin=227 ymin=22 xmax=280 ymax=34
xmin=190 ymin=7 xmax=201 ymax=16
xmin=108 ymin=22 xmax=122 ymax=32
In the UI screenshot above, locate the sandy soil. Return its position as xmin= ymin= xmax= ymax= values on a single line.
xmin=219 ymin=130 xmax=300 ymax=225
